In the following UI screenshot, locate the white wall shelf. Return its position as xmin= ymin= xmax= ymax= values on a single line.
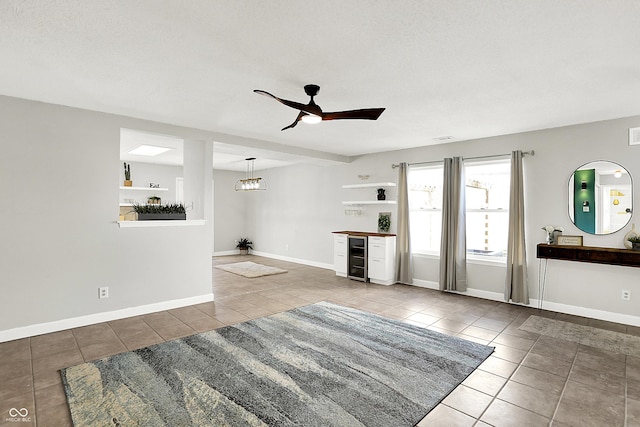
xmin=120 ymin=186 xmax=168 ymax=191
xmin=342 ymin=201 xmax=397 ymax=205
xmin=342 ymin=182 xmax=397 ymax=189
xmin=117 ymin=220 xmax=206 ymax=228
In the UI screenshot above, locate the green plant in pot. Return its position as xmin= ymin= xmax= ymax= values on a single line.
xmin=236 ymin=238 xmax=253 ymax=255
xmin=123 ymin=162 xmax=132 ymax=186
xmin=378 ymin=213 xmax=391 ymax=233
xmin=133 ymin=203 xmax=186 ymax=221
xmin=628 ymin=235 xmax=640 ymax=251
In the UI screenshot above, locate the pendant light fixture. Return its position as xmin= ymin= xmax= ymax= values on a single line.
xmin=235 ymin=157 xmax=267 ymax=191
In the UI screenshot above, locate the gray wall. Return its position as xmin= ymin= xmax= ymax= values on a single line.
xmin=237 ymin=115 xmax=640 ymax=324
xmin=212 ymin=169 xmax=248 ymax=253
xmin=0 ymin=96 xmax=214 ymax=337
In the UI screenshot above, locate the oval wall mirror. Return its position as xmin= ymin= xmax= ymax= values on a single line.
xmin=568 ymin=160 xmax=633 ymax=235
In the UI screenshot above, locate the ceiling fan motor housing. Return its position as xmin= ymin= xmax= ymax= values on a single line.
xmin=304 ymin=84 xmax=320 ymax=97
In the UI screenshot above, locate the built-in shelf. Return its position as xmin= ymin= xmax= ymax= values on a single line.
xmin=117 ymin=220 xmax=206 ymax=228
xmin=342 ymin=200 xmax=397 ymax=205
xmin=342 ymin=182 xmax=397 ymax=189
xmin=119 ymin=186 xmax=168 ymax=191
xmin=537 ymin=243 xmax=640 ymax=268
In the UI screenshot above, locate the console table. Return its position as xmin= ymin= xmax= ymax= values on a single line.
xmin=536 ymin=244 xmax=640 ymax=268
xmin=535 ymin=243 xmax=640 ymax=310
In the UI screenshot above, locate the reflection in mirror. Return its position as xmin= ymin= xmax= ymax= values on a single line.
xmin=568 ymin=161 xmax=633 ymax=235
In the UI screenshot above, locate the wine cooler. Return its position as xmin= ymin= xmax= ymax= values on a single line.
xmin=347 ymin=235 xmax=368 ymax=282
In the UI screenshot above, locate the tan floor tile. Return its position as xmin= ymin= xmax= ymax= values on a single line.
xmin=511 ymin=366 xmax=566 ymax=395
xmin=406 ymin=312 xmax=440 ymax=326
xmin=628 ymin=398 xmax=640 ymax=426
xmin=150 ymin=322 xmax=196 ymax=341
xmin=491 ymin=333 xmax=535 ymax=351
xmin=491 ymin=343 xmax=528 ymax=364
xmin=497 ymin=380 xmax=560 ymax=418
xmin=628 ymin=378 xmax=640 ymax=401
xmin=568 ymin=363 xmax=625 ymax=396
xmin=0 ymin=374 xmax=33 ymax=402
xmin=35 ymin=401 xmax=73 ymax=427
xmin=0 ymin=338 xmax=31 ymax=361
xmin=32 ymin=348 xmax=83 ymax=380
xmin=461 ymin=325 xmax=500 ymax=341
xmin=473 ymin=317 xmax=510 ymax=332
xmin=416 ymin=404 xmax=475 ymax=426
xmin=529 ymin=339 xmax=578 ymax=362
xmin=183 ymin=315 xmax=226 ymax=333
xmin=0 ymin=359 xmax=31 ymax=383
xmin=478 ymin=356 xmax=518 ymax=378
xmin=34 ymin=381 xmax=67 ymax=411
xmin=0 ymin=391 xmax=35 ymax=427
xmin=431 ymin=318 xmax=468 ymax=333
xmin=442 ymin=385 xmax=493 ymax=418
xmin=555 ymin=381 xmax=624 ymax=426
xmin=480 ymin=399 xmax=550 ymax=427
xmin=521 ymin=352 xmax=572 ymax=378
xmin=462 ymin=369 xmax=508 ymax=396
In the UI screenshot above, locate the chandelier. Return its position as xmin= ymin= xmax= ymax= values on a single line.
xmin=235 ymin=157 xmax=267 ymax=191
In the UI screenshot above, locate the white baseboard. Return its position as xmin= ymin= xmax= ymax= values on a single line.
xmin=0 ymin=293 xmax=214 ymax=343
xmin=213 ymin=250 xmax=240 ymax=256
xmin=409 ymin=280 xmax=640 ymax=327
xmin=410 ymin=279 xmax=439 ymax=289
xmin=251 ymin=251 xmax=334 ymax=270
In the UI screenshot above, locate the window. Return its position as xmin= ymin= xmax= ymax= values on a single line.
xmin=408 ymin=159 xmax=511 ymax=260
xmin=408 ymin=165 xmax=444 ymax=253
xmin=465 ymin=160 xmax=510 ymax=260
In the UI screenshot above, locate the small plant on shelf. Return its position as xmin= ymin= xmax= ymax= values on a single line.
xmin=147 ymin=196 xmax=162 ymax=205
xmin=123 ymin=162 xmax=132 ymax=186
xmin=378 ymin=212 xmax=391 ymax=233
xmin=236 ymin=238 xmax=253 ymax=254
xmin=628 ymin=235 xmax=640 ymax=250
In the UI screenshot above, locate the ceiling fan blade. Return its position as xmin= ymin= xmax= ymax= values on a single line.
xmin=254 ymin=89 xmax=323 ymax=116
xmin=321 ymin=108 xmax=385 ymax=121
xmin=281 ymin=111 xmax=304 ymax=131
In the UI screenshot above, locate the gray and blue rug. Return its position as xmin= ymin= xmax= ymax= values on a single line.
xmin=61 ymin=302 xmax=493 ymax=426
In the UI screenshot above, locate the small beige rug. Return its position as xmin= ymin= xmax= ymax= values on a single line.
xmin=215 ymin=261 xmax=287 ymax=278
xmin=519 ymin=315 xmax=640 ymax=356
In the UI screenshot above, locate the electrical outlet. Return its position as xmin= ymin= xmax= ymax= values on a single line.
xmin=99 ymin=286 xmax=109 ymax=299
xmin=622 ymin=290 xmax=631 ymax=301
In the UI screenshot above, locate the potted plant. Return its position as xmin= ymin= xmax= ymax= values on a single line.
xmin=628 ymin=235 xmax=640 ymax=251
xmin=133 ymin=203 xmax=186 ymax=221
xmin=147 ymin=196 xmax=162 ymax=205
xmin=378 ymin=212 xmax=391 ymax=233
xmin=236 ymin=238 xmax=253 ymax=255
xmin=123 ymin=162 xmax=132 ymax=187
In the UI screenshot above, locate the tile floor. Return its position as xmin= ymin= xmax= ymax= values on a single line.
xmin=1 ymin=255 xmax=639 ymax=426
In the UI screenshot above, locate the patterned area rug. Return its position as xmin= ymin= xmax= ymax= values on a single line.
xmin=61 ymin=302 xmax=493 ymax=427
xmin=519 ymin=315 xmax=640 ymax=356
xmin=214 ymin=261 xmax=287 ymax=278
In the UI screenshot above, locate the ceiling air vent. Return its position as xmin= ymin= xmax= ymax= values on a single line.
xmin=630 ymin=127 xmax=640 ymax=146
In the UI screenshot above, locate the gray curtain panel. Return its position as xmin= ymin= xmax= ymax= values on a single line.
xmin=439 ymin=157 xmax=467 ymax=292
xmin=504 ymin=150 xmax=529 ymax=304
xmin=395 ymin=162 xmax=413 ymax=284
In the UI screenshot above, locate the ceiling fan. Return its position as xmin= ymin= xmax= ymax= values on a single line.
xmin=254 ymin=84 xmax=385 ymax=131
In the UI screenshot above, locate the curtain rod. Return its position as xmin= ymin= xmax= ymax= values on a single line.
xmin=391 ymin=150 xmax=534 ymax=169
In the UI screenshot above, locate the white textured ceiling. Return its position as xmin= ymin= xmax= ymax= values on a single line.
xmin=2 ymin=1 xmax=640 ymax=162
